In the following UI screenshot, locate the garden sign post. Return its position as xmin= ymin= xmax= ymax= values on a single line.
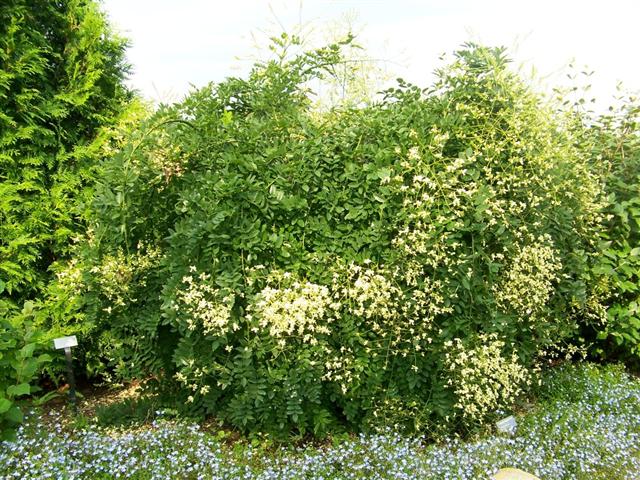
xmin=53 ymin=335 xmax=78 ymax=414
xmin=496 ymin=415 xmax=517 ymax=435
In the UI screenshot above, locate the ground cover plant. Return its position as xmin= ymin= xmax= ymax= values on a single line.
xmin=60 ymin=37 xmax=609 ymax=437
xmin=1 ymin=363 xmax=639 ymax=479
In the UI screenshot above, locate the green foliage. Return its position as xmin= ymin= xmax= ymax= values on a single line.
xmin=0 ymin=0 xmax=635 ymax=444
xmin=0 ymin=0 xmax=132 ymax=317
xmin=95 ymin=396 xmax=162 ymax=427
xmin=74 ymin=40 xmax=604 ymax=437
xmin=585 ymin=96 xmax=640 ymax=364
xmin=0 ymin=306 xmax=51 ymax=440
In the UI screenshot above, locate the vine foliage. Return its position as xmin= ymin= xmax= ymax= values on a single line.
xmin=66 ymin=39 xmax=608 ymax=437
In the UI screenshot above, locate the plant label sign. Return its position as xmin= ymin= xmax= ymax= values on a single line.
xmin=53 ymin=335 xmax=79 ymax=413
xmin=54 ymin=335 xmax=78 ymax=350
xmin=496 ymin=415 xmax=517 ymax=434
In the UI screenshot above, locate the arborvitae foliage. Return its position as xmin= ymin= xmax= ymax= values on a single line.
xmin=0 ymin=0 xmax=132 ymax=313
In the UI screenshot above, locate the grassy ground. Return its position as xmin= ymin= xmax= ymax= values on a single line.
xmin=1 ymin=363 xmax=639 ymax=479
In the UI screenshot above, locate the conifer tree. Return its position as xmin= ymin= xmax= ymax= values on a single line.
xmin=0 ymin=0 xmax=132 ymax=313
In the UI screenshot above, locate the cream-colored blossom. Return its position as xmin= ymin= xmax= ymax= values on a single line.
xmin=445 ymin=333 xmax=531 ymax=421
xmin=174 ymin=267 xmax=234 ymax=336
xmin=493 ymin=238 xmax=561 ymax=317
xmin=248 ymin=274 xmax=333 ymax=340
xmin=337 ymin=263 xmax=401 ymax=324
xmin=91 ymin=244 xmax=163 ymax=307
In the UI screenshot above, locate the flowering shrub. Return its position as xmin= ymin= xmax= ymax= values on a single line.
xmin=338 ymin=263 xmax=401 ymax=322
xmin=493 ymin=240 xmax=562 ymax=318
xmin=65 ymin=40 xmax=606 ymax=435
xmin=90 ymin=244 xmax=163 ymax=309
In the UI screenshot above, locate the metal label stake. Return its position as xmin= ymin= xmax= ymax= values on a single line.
xmin=53 ymin=336 xmax=78 ymax=414
xmin=496 ymin=415 xmax=517 ymax=435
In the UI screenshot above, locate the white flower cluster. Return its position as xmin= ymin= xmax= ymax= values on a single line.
xmin=90 ymin=250 xmax=135 ymax=306
xmin=322 ymin=345 xmax=359 ymax=394
xmin=391 ymin=152 xmax=473 ymax=270
xmin=249 ymin=274 xmax=333 ymax=342
xmin=494 ymin=238 xmax=561 ymax=317
xmin=55 ymin=258 xmax=84 ymax=295
xmin=174 ymin=358 xmax=212 ymax=402
xmin=146 ymin=130 xmax=187 ymax=187
xmin=445 ymin=333 xmax=531 ymax=421
xmin=396 ymin=260 xmax=454 ymax=322
xmin=90 ymin=243 xmax=163 ymax=307
xmin=174 ymin=267 xmax=235 ymax=336
xmin=336 ymin=263 xmax=401 ymax=326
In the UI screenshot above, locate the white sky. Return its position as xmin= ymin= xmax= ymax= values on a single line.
xmin=101 ymin=0 xmax=639 ymax=108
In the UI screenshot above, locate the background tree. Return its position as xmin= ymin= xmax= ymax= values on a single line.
xmin=0 ymin=0 xmax=132 ymax=315
xmin=584 ymin=94 xmax=640 ymax=366
xmin=243 ymin=12 xmax=394 ymax=112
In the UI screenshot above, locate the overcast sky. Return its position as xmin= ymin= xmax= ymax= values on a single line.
xmin=101 ymin=0 xmax=639 ymax=107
